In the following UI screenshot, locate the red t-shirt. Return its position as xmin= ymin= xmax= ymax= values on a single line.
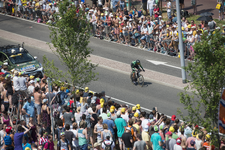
xmin=106 ymin=16 xmax=111 ymax=26
xmin=154 ymin=8 xmax=160 ymax=18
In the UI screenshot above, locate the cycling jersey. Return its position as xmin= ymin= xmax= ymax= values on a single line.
xmin=131 ymin=61 xmax=143 ymax=72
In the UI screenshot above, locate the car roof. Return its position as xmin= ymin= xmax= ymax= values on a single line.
xmin=0 ymin=45 xmax=28 ymax=55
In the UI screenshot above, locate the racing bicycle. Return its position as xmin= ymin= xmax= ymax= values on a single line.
xmin=130 ymin=69 xmax=144 ymax=87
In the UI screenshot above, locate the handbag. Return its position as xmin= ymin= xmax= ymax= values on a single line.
xmin=216 ymin=3 xmax=221 ymax=10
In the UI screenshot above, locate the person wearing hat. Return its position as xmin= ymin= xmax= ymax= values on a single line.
xmin=140 ymin=23 xmax=148 ymax=49
xmin=136 ymin=104 xmax=141 ymax=114
xmin=129 ymin=106 xmax=136 ymax=118
xmin=101 ymin=134 xmax=115 ymax=150
xmin=103 ymin=112 xmax=116 ymax=142
xmin=94 ymin=142 xmax=101 ymax=150
xmin=168 ymin=25 xmax=179 ymax=55
xmin=151 ymin=125 xmax=163 ymax=150
xmin=110 ymin=108 xmax=117 ymax=121
xmin=166 ymin=131 xmax=176 ymax=150
xmin=121 ymin=107 xmax=129 ymax=123
xmin=121 ymin=127 xmax=133 ymax=150
xmin=57 ymin=132 xmax=71 ymax=150
xmin=174 ymin=138 xmax=182 ymax=150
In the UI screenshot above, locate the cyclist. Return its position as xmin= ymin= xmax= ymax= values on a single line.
xmin=131 ymin=60 xmax=145 ymax=84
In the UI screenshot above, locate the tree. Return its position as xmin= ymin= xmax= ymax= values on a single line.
xmin=178 ymin=30 xmax=225 ymax=147
xmin=43 ymin=1 xmax=98 ymax=93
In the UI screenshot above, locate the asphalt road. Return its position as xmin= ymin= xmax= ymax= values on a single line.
xmin=0 ymin=14 xmax=192 ymax=79
xmin=0 ymin=37 xmax=188 ymax=117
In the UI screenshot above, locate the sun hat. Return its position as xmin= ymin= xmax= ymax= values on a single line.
xmin=136 ymin=104 xmax=140 ymax=109
xmin=84 ymin=87 xmax=89 ymax=92
xmin=94 ymin=142 xmax=101 ymax=147
xmin=110 ymin=109 xmax=114 ymax=113
xmin=36 ymin=78 xmax=40 ymax=82
xmin=88 ymin=107 xmax=93 ymax=114
xmin=154 ymin=125 xmax=159 ymax=132
xmin=101 ymin=13 xmax=104 ymax=16
xmin=171 ymin=115 xmax=176 ymax=121
xmin=159 ymin=124 xmax=164 ymax=130
xmin=176 ymin=138 xmax=181 ymax=145
xmin=6 ymin=126 xmax=12 ymax=134
xmin=190 ymin=140 xmax=195 ymax=145
xmin=30 ymin=80 xmax=34 ymax=84
xmin=61 ymin=132 xmax=65 ymax=136
xmin=129 ymin=18 xmax=133 ymax=21
xmin=132 ymin=106 xmax=136 ymax=111
xmin=169 ymin=126 xmax=175 ymax=133
xmin=134 ymin=112 xmax=139 ymax=117
xmin=121 ymin=108 xmax=126 ymax=113
xmin=107 ymin=113 xmax=111 ymax=118
xmin=110 ymin=105 xmax=115 ymax=110
xmin=42 ymin=99 xmax=48 ymax=104
xmin=166 ymin=131 xmax=172 ymax=136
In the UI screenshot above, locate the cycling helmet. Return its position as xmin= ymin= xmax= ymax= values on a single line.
xmin=136 ymin=59 xmax=140 ymax=65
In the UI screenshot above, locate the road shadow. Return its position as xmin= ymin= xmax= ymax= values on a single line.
xmin=142 ymin=82 xmax=152 ymax=87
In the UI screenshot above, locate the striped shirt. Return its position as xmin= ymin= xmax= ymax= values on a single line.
xmin=39 ymin=137 xmax=48 ymax=145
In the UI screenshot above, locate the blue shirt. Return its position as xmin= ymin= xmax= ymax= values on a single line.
xmin=151 ymin=133 xmax=163 ymax=150
xmin=114 ymin=117 xmax=126 ymax=137
xmin=112 ymin=0 xmax=119 ymax=8
xmin=103 ymin=119 xmax=115 ymax=135
xmin=22 ymin=101 xmax=35 ymax=117
xmin=14 ymin=132 xmax=24 ymax=150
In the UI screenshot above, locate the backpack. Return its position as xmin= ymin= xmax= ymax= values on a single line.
xmin=52 ymin=104 xmax=60 ymax=119
xmin=58 ymin=139 xmax=69 ymax=150
xmin=4 ymin=134 xmax=12 ymax=146
xmin=55 ymin=92 xmax=63 ymax=104
xmin=41 ymin=141 xmax=50 ymax=150
xmin=103 ymin=141 xmax=113 ymax=150
xmin=57 ymin=127 xmax=65 ymax=141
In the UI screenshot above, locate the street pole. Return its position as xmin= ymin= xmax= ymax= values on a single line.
xmin=175 ymin=0 xmax=187 ymax=83
xmin=47 ymin=77 xmax=55 ymax=141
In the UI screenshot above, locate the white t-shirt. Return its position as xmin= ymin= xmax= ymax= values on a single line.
xmin=147 ymin=0 xmax=154 ymax=10
xmin=0 ymin=130 xmax=5 ymax=145
xmin=28 ymin=85 xmax=34 ymax=95
xmin=13 ymin=76 xmax=20 ymax=91
xmin=141 ymin=27 xmax=148 ymax=35
xmin=70 ymin=129 xmax=79 ymax=148
xmin=167 ymin=2 xmax=171 ymax=13
xmin=18 ymin=76 xmax=27 ymax=91
xmin=121 ymin=113 xmax=129 ymax=123
xmin=141 ymin=119 xmax=150 ymax=129
xmin=174 ymin=144 xmax=182 ymax=150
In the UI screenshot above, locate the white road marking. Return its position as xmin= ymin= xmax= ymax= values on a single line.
xmin=146 ymin=59 xmax=181 ymax=70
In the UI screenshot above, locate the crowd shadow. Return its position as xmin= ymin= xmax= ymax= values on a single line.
xmin=197 ymin=9 xmax=215 ymax=15
xmin=183 ymin=4 xmax=203 ymax=11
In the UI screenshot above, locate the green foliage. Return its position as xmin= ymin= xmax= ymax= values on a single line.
xmin=43 ymin=55 xmax=66 ymax=86
xmin=43 ymin=0 xmax=98 ymax=87
xmin=178 ymin=30 xmax=225 ymax=146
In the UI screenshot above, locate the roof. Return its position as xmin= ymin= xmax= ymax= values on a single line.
xmin=0 ymin=45 xmax=28 ymax=56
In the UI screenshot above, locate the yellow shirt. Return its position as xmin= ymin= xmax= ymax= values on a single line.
xmin=35 ymin=2 xmax=40 ymax=11
xmin=142 ymin=131 xmax=151 ymax=149
xmin=80 ymin=97 xmax=83 ymax=104
xmin=133 ymin=124 xmax=140 ymax=134
xmin=193 ymin=30 xmax=197 ymax=36
xmin=22 ymin=0 xmax=27 ymax=6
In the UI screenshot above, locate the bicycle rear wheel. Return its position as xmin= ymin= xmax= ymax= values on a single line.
xmin=138 ymin=74 xmax=144 ymax=87
xmin=130 ymin=72 xmax=136 ymax=85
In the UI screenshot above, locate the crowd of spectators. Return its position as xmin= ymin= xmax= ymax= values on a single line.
xmin=0 ymin=0 xmax=223 ymax=59
xmin=0 ymin=64 xmax=222 ymax=150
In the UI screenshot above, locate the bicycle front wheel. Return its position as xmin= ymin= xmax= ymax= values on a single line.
xmin=138 ymin=74 xmax=144 ymax=87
